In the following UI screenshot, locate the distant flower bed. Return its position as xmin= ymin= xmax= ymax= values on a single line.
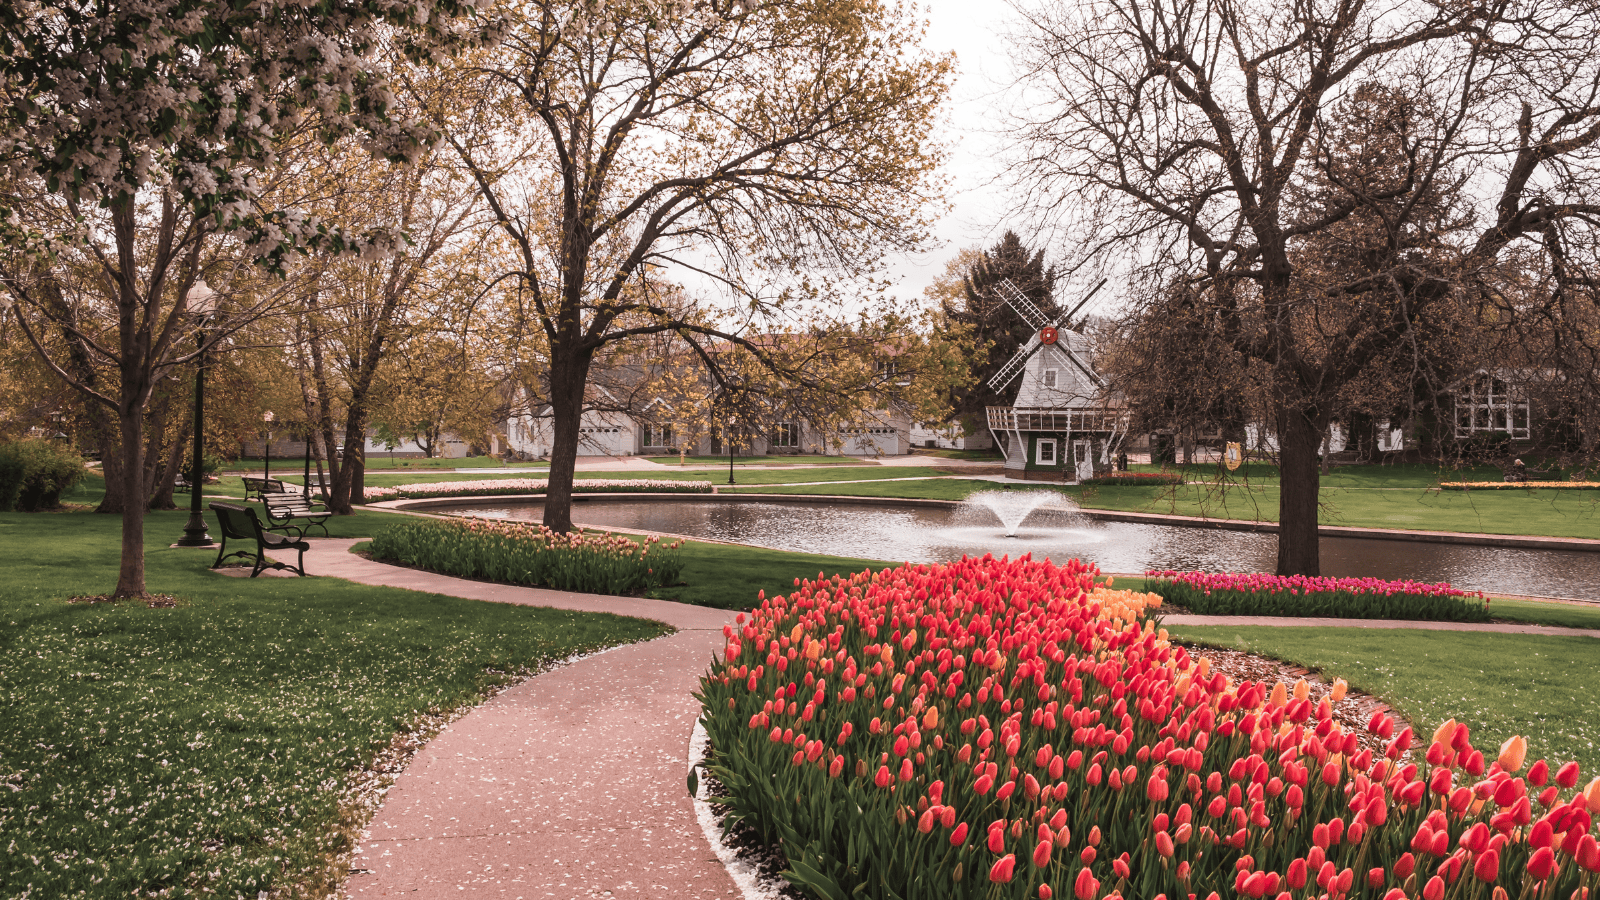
xmin=1439 ymin=480 xmax=1600 ymax=491
xmin=368 ymin=518 xmax=684 ymax=595
xmin=1145 ymin=570 xmax=1491 ymax=621
xmin=363 ymin=478 xmax=713 ymax=501
xmin=1080 ymin=472 xmax=1183 ymax=486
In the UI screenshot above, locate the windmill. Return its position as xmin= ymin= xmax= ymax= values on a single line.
xmin=981 ymin=277 xmax=1123 ymax=480
xmin=986 ymin=278 xmax=1107 ymax=395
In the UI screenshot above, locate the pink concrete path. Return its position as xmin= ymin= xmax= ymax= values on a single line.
xmin=305 ymin=540 xmax=742 ymax=900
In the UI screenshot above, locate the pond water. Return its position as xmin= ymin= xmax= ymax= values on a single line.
xmin=437 ymin=497 xmax=1600 ymax=601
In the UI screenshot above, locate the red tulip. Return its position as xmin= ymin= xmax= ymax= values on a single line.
xmin=1556 ymin=761 xmax=1580 ymax=789
xmin=1073 ymin=867 xmax=1099 ymax=900
xmin=1033 ymin=839 xmax=1052 ymax=868
xmin=1528 ymin=846 xmax=1556 ymax=880
xmin=989 ymin=854 xmax=1016 ymax=883
xmin=1473 ymin=849 xmax=1499 ymax=883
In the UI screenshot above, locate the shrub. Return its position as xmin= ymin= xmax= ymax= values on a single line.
xmin=362 ymin=478 xmax=713 ymax=501
xmin=0 ymin=439 xmax=87 ymax=511
xmin=367 ymin=518 xmax=684 ymax=595
xmin=1144 ymin=571 xmax=1492 ymax=622
xmin=1081 ymin=472 xmax=1184 ymax=486
xmin=697 ymin=556 xmax=1600 ymax=900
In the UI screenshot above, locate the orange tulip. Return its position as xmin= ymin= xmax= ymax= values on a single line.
xmin=1331 ymin=678 xmax=1348 ymax=703
xmin=1432 ymin=719 xmax=1458 ymax=750
xmin=1269 ymin=682 xmax=1288 ymax=709
xmin=1498 ymin=736 xmax=1528 ymax=773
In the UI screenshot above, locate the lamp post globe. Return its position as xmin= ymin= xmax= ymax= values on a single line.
xmin=177 ymin=280 xmax=218 ymax=547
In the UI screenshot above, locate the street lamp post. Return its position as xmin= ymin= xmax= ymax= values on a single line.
xmin=177 ymin=280 xmax=218 ymax=547
xmin=262 ymin=410 xmax=274 ymax=479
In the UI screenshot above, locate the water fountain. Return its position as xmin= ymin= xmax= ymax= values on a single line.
xmin=961 ymin=489 xmax=1075 ymax=536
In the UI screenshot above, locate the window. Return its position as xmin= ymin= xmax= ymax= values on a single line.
xmin=772 ymin=422 xmax=800 ymax=448
xmin=1042 ymin=369 xmax=1058 ymax=388
xmin=645 ymin=424 xmax=673 ymax=448
xmin=1454 ymin=374 xmax=1530 ymax=439
xmin=1036 ymin=438 xmax=1057 ymax=465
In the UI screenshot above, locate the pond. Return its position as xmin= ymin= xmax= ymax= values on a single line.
xmin=434 ymin=496 xmax=1600 ymax=601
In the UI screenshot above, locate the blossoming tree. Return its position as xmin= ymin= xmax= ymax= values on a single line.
xmin=0 ymin=0 xmax=493 ymax=597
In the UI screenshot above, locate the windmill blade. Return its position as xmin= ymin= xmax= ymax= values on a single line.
xmin=987 ymin=331 xmax=1042 ymax=393
xmin=1052 ymin=278 xmax=1109 ymax=329
xmin=995 ymin=279 xmax=1049 ymax=330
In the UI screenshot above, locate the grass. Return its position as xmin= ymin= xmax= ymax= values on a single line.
xmin=354 ymin=466 xmax=931 ymax=490
xmin=643 ymin=454 xmax=871 ymax=466
xmin=0 ymin=506 xmax=667 ymax=899
xmin=905 ymin=447 xmax=1004 ymax=460
xmin=1164 ymin=625 xmax=1600 ymax=777
xmin=219 ymin=456 xmax=547 ymax=472
xmin=725 ymin=477 xmax=1021 ymax=501
xmin=653 ymin=541 xmax=892 ymax=610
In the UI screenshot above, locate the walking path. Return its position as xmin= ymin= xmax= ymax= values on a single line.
xmin=305 ymin=536 xmax=1599 ymax=899
xmin=306 ymin=540 xmax=743 ymax=900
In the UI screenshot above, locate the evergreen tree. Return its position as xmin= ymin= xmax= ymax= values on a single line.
xmin=941 ymin=231 xmax=1059 ymax=430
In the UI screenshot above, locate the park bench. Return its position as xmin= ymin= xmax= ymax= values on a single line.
xmin=209 ymin=502 xmax=310 ymax=578
xmin=261 ymin=492 xmax=332 ymax=538
xmin=242 ymin=476 xmax=290 ymax=500
xmin=173 ymin=472 xmax=192 ymax=494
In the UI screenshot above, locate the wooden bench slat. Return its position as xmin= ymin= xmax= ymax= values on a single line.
xmin=261 ymin=493 xmax=331 ymax=538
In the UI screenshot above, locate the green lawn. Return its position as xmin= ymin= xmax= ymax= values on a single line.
xmin=656 ymin=542 xmax=892 ymax=610
xmin=0 ymin=507 xmax=666 ymax=899
xmin=220 ymin=456 xmax=547 ymax=472
xmin=643 ymin=454 xmax=872 ymax=466
xmin=726 ymin=477 xmax=1020 ymax=501
xmin=1165 ymin=625 xmax=1600 ymax=777
xmin=353 ymin=466 xmax=934 ymax=490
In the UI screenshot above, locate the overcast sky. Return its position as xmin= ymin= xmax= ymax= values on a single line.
xmin=881 ymin=0 xmax=1023 ymax=306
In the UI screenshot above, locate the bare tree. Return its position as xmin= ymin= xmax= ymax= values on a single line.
xmin=1009 ymin=0 xmax=1600 ymax=575
xmin=425 ymin=0 xmax=952 ymax=531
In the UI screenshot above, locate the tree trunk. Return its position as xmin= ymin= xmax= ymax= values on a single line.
xmin=1276 ymin=408 xmax=1323 ymax=576
xmin=96 ymin=420 xmax=125 ymax=514
xmin=1350 ymin=411 xmax=1377 ymax=462
xmin=149 ymin=411 xmax=189 ymax=510
xmin=542 ymin=351 xmax=591 ymax=533
xmin=114 ymin=407 xmax=148 ymax=598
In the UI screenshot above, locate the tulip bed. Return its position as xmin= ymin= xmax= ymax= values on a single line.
xmin=1143 ymin=572 xmax=1492 ymax=623
xmin=697 ymin=554 xmax=1600 ymax=900
xmin=362 ymin=478 xmax=713 ymax=500
xmin=367 ymin=518 xmax=684 ymax=595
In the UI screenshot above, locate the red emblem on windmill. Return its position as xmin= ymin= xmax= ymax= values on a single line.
xmin=1039 ymin=326 xmax=1059 ymax=345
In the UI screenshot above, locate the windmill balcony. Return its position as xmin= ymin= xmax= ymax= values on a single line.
xmin=986 ymin=406 xmax=1124 ymax=434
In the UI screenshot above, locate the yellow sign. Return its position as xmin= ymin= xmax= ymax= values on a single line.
xmin=1225 ymin=442 xmax=1243 ymax=470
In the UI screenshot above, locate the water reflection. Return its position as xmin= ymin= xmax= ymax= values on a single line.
xmin=441 ymin=499 xmax=1600 ymax=600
